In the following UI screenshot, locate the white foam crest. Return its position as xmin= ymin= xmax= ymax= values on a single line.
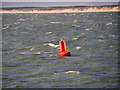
xmin=97 ymin=35 xmax=104 ymax=38
xmin=81 ymin=33 xmax=84 ymax=35
xmin=65 ymin=71 xmax=80 ymax=74
xmin=85 ymin=28 xmax=90 ymax=31
xmin=110 ymin=45 xmax=114 ymax=48
xmin=54 ymin=71 xmax=80 ymax=75
xmin=72 ymin=25 xmax=80 ymax=27
xmin=29 ymin=28 xmax=32 ymax=30
xmin=30 ymin=47 xmax=35 ymax=50
xmin=4 ymin=24 xmax=10 ymax=26
xmin=45 ymin=32 xmax=52 ymax=34
xmin=72 ymin=37 xmax=78 ymax=40
xmin=114 ymin=24 xmax=118 ymax=25
xmin=99 ymin=39 xmax=107 ymax=42
xmin=2 ymin=25 xmax=9 ymax=29
xmin=69 ymin=14 xmax=75 ymax=16
xmin=33 ymin=52 xmax=41 ymax=55
xmin=64 ymin=14 xmax=67 ymax=16
xmin=50 ymin=22 xmax=61 ymax=24
xmin=75 ymin=47 xmax=82 ymax=50
xmin=19 ymin=51 xmax=41 ymax=55
xmin=106 ymin=22 xmax=112 ymax=25
xmin=26 ymin=27 xmax=32 ymax=30
xmin=109 ymin=35 xmax=116 ymax=37
xmin=74 ymin=19 xmax=78 ymax=23
xmin=19 ymin=52 xmax=31 ymax=55
xmin=43 ymin=43 xmax=59 ymax=48
xmin=21 ymin=32 xmax=28 ymax=34
xmin=14 ymin=22 xmax=20 ymax=25
xmin=19 ymin=19 xmax=26 ymax=21
xmin=14 ymin=27 xmax=19 ymax=29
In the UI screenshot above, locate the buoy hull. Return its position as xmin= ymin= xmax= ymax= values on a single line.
xmin=58 ymin=40 xmax=71 ymax=56
xmin=58 ymin=51 xmax=71 ymax=56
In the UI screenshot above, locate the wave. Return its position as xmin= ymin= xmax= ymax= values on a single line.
xmin=19 ymin=51 xmax=41 ymax=55
xmin=43 ymin=43 xmax=59 ymax=48
xmin=106 ymin=22 xmax=112 ymax=25
xmin=65 ymin=71 xmax=80 ymax=74
xmin=50 ymin=22 xmax=61 ymax=24
xmin=72 ymin=25 xmax=80 ymax=27
xmin=72 ymin=37 xmax=78 ymax=40
xmin=75 ymin=47 xmax=82 ymax=50
xmin=85 ymin=28 xmax=90 ymax=30
xmin=45 ymin=32 xmax=52 ymax=34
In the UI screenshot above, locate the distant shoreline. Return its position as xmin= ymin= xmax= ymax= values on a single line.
xmin=1 ymin=5 xmax=119 ymax=13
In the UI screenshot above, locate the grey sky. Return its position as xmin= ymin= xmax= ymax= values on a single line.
xmin=2 ymin=0 xmax=120 ymax=2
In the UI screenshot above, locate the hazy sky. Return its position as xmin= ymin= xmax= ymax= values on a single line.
xmin=2 ymin=0 xmax=120 ymax=2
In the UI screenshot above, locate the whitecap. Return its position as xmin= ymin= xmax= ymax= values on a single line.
xmin=2 ymin=26 xmax=9 ymax=29
xmin=114 ymin=24 xmax=118 ymax=25
xmin=54 ymin=73 xmax=59 ymax=75
xmin=14 ymin=27 xmax=19 ymax=29
xmin=20 ymin=32 xmax=28 ymax=34
xmin=110 ymin=14 xmax=113 ymax=16
xmin=99 ymin=39 xmax=107 ymax=42
xmin=14 ymin=22 xmax=20 ymax=25
xmin=72 ymin=25 xmax=80 ymax=27
xmin=48 ymin=54 xmax=55 ymax=57
xmin=45 ymin=32 xmax=52 ymax=34
xmin=75 ymin=47 xmax=82 ymax=50
xmin=97 ymin=35 xmax=104 ymax=38
xmin=81 ymin=13 xmax=83 ymax=15
xmin=33 ymin=52 xmax=41 ymax=55
xmin=74 ymin=19 xmax=78 ymax=23
xmin=50 ymin=22 xmax=61 ymax=24
xmin=85 ymin=28 xmax=90 ymax=30
xmin=2 ymin=27 xmax=7 ymax=30
xmin=72 ymin=37 xmax=78 ymax=40
xmin=19 ymin=19 xmax=26 ymax=21
xmin=4 ymin=24 xmax=10 ymax=27
xmin=14 ymin=22 xmax=18 ymax=25
xmin=65 ymin=71 xmax=79 ymax=75
xmin=24 ymin=46 xmax=32 ymax=49
xmin=70 ymin=14 xmax=75 ymax=16
xmin=110 ymin=46 xmax=114 ymax=48
xmin=19 ymin=52 xmax=31 ymax=55
xmin=30 ymin=47 xmax=35 ymax=50
xmin=109 ymin=35 xmax=116 ymax=37
xmin=26 ymin=27 xmax=29 ymax=29
xmin=43 ymin=43 xmax=59 ymax=48
xmin=81 ymin=33 xmax=84 ymax=35
xmin=29 ymin=28 xmax=32 ymax=30
xmin=106 ymin=22 xmax=112 ymax=25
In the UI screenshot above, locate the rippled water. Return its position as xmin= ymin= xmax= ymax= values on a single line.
xmin=2 ymin=12 xmax=119 ymax=88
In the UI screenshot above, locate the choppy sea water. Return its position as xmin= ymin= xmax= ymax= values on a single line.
xmin=2 ymin=12 xmax=119 ymax=88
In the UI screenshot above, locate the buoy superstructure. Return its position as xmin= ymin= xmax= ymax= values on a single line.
xmin=58 ymin=40 xmax=71 ymax=56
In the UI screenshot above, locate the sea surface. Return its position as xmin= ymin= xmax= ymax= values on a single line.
xmin=2 ymin=12 xmax=119 ymax=88
xmin=2 ymin=2 xmax=118 ymax=8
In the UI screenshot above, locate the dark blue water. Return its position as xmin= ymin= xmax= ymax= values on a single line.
xmin=2 ymin=12 xmax=119 ymax=88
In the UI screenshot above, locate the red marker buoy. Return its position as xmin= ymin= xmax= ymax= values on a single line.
xmin=58 ymin=40 xmax=71 ymax=56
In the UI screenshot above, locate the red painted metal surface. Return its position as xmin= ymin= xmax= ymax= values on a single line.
xmin=58 ymin=40 xmax=71 ymax=56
